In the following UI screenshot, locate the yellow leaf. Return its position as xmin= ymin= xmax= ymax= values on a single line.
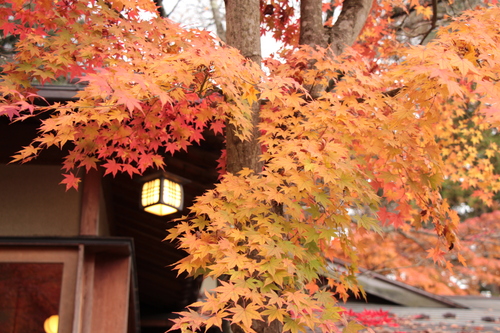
xmin=261 ymin=305 xmax=286 ymax=323
xmin=415 ymin=5 xmax=433 ymax=20
xmin=230 ymin=303 xmax=263 ymax=330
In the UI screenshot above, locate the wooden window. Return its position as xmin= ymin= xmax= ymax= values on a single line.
xmin=0 ymin=247 xmax=79 ymax=332
xmin=0 ymin=238 xmax=138 ymax=333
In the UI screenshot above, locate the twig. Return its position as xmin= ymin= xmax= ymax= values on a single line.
xmin=166 ymin=0 xmax=182 ymax=18
xmin=397 ymin=229 xmax=429 ymax=250
xmin=420 ymin=0 xmax=438 ymax=45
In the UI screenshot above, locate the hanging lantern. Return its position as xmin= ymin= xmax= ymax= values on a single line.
xmin=141 ymin=172 xmax=184 ymax=216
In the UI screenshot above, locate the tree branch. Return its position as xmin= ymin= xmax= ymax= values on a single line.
xmin=396 ymin=229 xmax=429 ymax=251
xmin=327 ymin=0 xmax=372 ymax=55
xmin=299 ymin=0 xmax=326 ymax=47
xmin=210 ymin=0 xmax=226 ymax=42
xmin=420 ymin=0 xmax=438 ymax=45
xmin=165 ymin=0 xmax=181 ymax=18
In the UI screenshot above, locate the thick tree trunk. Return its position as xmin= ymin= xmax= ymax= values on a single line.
xmin=225 ymin=0 xmax=263 ymax=174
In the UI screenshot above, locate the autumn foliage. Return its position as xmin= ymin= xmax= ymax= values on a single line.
xmin=345 ymin=210 xmax=500 ymax=296
xmin=2 ymin=0 xmax=500 ymax=332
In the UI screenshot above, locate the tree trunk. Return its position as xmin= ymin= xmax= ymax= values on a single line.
xmin=225 ymin=0 xmax=263 ymax=174
xmin=299 ymin=0 xmax=372 ymax=55
xmin=225 ymin=2 xmax=278 ymax=332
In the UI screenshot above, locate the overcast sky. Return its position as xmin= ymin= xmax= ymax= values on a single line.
xmin=164 ymin=0 xmax=220 ymax=30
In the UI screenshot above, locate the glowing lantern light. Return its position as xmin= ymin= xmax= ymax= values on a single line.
xmin=141 ymin=172 xmax=184 ymax=216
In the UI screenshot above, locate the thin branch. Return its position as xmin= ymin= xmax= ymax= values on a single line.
xmin=396 ymin=229 xmax=429 ymax=251
xmin=166 ymin=0 xmax=182 ymax=18
xmin=210 ymin=0 xmax=226 ymax=42
xmin=420 ymin=0 xmax=439 ymax=45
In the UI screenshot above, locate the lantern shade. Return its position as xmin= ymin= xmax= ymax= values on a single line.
xmin=141 ymin=174 xmax=184 ymax=216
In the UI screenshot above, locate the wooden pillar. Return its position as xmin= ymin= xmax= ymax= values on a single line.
xmin=90 ymin=253 xmax=131 ymax=332
xmin=79 ymin=169 xmax=102 ymax=236
xmin=74 ymin=246 xmax=132 ymax=333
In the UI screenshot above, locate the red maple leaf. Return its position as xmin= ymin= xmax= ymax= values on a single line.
xmin=102 ymin=159 xmax=123 ymax=176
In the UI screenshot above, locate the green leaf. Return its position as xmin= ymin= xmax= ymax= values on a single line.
xmin=283 ymin=317 xmax=304 ymax=333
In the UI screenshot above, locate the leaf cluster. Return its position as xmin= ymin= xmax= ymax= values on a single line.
xmin=1 ymin=0 xmax=262 ymax=185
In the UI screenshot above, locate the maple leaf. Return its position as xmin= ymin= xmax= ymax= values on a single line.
xmin=230 ymin=303 xmax=263 ymax=331
xmin=169 ymin=308 xmax=207 ymax=332
xmin=60 ymin=172 xmax=81 ymax=191
xmin=283 ymin=317 xmax=305 ymax=333
xmin=116 ymin=90 xmax=143 ymax=113
xmin=102 ymin=160 xmax=123 ymax=176
xmin=204 ymin=311 xmax=229 ymax=330
xmin=122 ymin=163 xmax=139 ymax=177
xmin=415 ymin=5 xmax=433 ymax=20
xmin=285 ymin=290 xmax=313 ymax=308
xmin=343 ymin=321 xmax=366 ymax=333
xmin=214 ymin=281 xmax=243 ymax=304
xmin=426 ymin=246 xmax=446 ymax=263
xmin=305 ymin=280 xmax=320 ymax=295
xmin=261 ymin=306 xmax=287 ymax=323
xmin=0 ymin=105 xmax=21 ymax=120
xmin=321 ymin=3 xmax=333 ymax=12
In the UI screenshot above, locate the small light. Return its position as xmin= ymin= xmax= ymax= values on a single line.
xmin=44 ymin=315 xmax=58 ymax=333
xmin=141 ymin=172 xmax=184 ymax=216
